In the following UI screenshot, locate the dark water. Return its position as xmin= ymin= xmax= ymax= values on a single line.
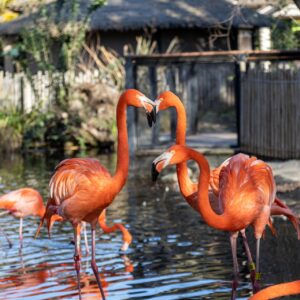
xmin=0 ymin=151 xmax=299 ymax=300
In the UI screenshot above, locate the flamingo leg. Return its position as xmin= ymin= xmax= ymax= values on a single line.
xmin=0 ymin=228 xmax=12 ymax=247
xmin=73 ymin=225 xmax=82 ymax=300
xmin=91 ymin=226 xmax=106 ymax=300
xmin=254 ymin=238 xmax=261 ymax=292
xmin=230 ymin=232 xmax=239 ymax=300
xmin=82 ymin=222 xmax=89 ymax=255
xmin=240 ymin=230 xmax=257 ymax=291
xmin=19 ymin=217 xmax=23 ymax=248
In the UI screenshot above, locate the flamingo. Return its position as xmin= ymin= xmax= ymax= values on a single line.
xmin=249 ymin=280 xmax=300 ymax=299
xmin=0 ymin=188 xmax=61 ymax=248
xmin=40 ymin=89 xmax=156 ymax=300
xmin=152 ymin=144 xmax=288 ymax=300
xmin=154 ymin=90 xmax=300 ymax=290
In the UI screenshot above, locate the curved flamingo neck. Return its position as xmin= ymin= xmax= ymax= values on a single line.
xmin=112 ymin=95 xmax=130 ymax=194
xmin=189 ymin=149 xmax=230 ymax=230
xmin=249 ymin=280 xmax=300 ymax=299
xmin=173 ymin=98 xmax=186 ymax=145
xmin=171 ymin=96 xmax=196 ymax=197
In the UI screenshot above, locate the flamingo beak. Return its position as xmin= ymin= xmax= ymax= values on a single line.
xmin=35 ymin=218 xmax=45 ymax=239
xmin=137 ymin=94 xmax=157 ymax=128
xmin=146 ymin=107 xmax=156 ymax=128
xmin=152 ymin=151 xmax=174 ymax=182
xmin=152 ymin=162 xmax=160 ymax=182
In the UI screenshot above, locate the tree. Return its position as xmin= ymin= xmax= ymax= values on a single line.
xmin=18 ymin=0 xmax=106 ymax=108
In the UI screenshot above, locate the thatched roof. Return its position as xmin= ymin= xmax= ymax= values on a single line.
xmin=0 ymin=0 xmax=272 ymax=35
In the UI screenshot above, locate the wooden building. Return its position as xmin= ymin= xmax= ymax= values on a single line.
xmin=0 ymin=0 xmax=273 ymax=71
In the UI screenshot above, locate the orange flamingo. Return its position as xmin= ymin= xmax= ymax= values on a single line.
xmin=0 ymin=188 xmax=61 ymax=248
xmin=154 ymin=91 xmax=300 ymax=290
xmin=152 ymin=144 xmax=289 ymax=300
xmin=249 ymin=280 xmax=300 ymax=299
xmin=40 ymin=89 xmax=155 ymax=300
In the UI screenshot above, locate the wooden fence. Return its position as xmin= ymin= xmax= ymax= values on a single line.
xmin=125 ymin=52 xmax=239 ymax=152
xmin=1 ymin=51 xmax=300 ymax=158
xmin=240 ymin=62 xmax=300 ymax=159
xmin=126 ymin=50 xmax=300 ymax=158
xmin=0 ymin=70 xmax=101 ymax=112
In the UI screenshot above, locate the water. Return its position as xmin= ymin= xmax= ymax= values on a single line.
xmin=0 ymin=151 xmax=299 ymax=300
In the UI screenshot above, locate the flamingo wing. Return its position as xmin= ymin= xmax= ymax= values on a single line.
xmin=48 ymin=158 xmax=113 ymax=223
xmin=50 ymin=158 xmax=111 ymax=205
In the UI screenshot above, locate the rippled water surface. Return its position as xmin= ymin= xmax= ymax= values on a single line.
xmin=0 ymin=151 xmax=299 ymax=300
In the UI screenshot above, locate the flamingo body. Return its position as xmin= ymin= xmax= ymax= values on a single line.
xmin=50 ymin=158 xmax=116 ymax=225
xmin=214 ymin=153 xmax=275 ymax=236
xmin=0 ymin=188 xmax=63 ymax=248
xmin=0 ymin=188 xmax=44 ymax=218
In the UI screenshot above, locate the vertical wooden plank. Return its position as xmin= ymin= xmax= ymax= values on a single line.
xmin=149 ymin=65 xmax=158 ymax=145
xmin=187 ymin=63 xmax=198 ymax=134
xmin=166 ymin=66 xmax=177 ymax=140
xmin=239 ymin=63 xmax=245 ymax=151
xmin=235 ymin=61 xmax=242 ymax=148
xmin=125 ymin=57 xmax=137 ymax=155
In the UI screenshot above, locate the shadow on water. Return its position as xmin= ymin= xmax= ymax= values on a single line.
xmin=0 ymin=151 xmax=299 ymax=299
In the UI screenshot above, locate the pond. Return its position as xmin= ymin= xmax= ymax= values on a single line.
xmin=0 ymin=151 xmax=299 ymax=300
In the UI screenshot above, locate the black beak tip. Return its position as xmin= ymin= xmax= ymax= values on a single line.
xmin=147 ymin=113 xmax=153 ymax=128
xmin=151 ymin=108 xmax=156 ymax=124
xmin=152 ymin=163 xmax=159 ymax=182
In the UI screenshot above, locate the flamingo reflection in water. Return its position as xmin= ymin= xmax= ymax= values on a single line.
xmin=0 ymin=256 xmax=133 ymax=300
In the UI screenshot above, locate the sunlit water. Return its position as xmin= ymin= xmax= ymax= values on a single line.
xmin=0 ymin=151 xmax=299 ymax=300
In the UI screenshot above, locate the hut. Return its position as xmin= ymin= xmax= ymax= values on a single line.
xmin=0 ymin=0 xmax=273 ymax=71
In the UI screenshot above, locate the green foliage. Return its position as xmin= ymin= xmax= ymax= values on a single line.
xmin=15 ymin=0 xmax=106 ymax=108
xmin=272 ymin=20 xmax=300 ymax=50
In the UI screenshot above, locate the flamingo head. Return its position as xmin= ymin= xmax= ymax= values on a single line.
xmin=154 ymin=90 xmax=180 ymax=113
xmin=152 ymin=145 xmax=190 ymax=181
xmin=120 ymin=227 xmax=133 ymax=251
xmin=122 ymin=89 xmax=156 ymax=127
xmin=46 ymin=214 xmax=63 ymax=238
xmin=35 ymin=212 xmax=63 ymax=240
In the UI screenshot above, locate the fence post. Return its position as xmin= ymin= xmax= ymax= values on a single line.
xmin=125 ymin=57 xmax=137 ymax=155
xmin=235 ymin=58 xmax=242 ymax=148
xmin=166 ymin=67 xmax=177 ymax=140
xmin=149 ymin=65 xmax=159 ymax=145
